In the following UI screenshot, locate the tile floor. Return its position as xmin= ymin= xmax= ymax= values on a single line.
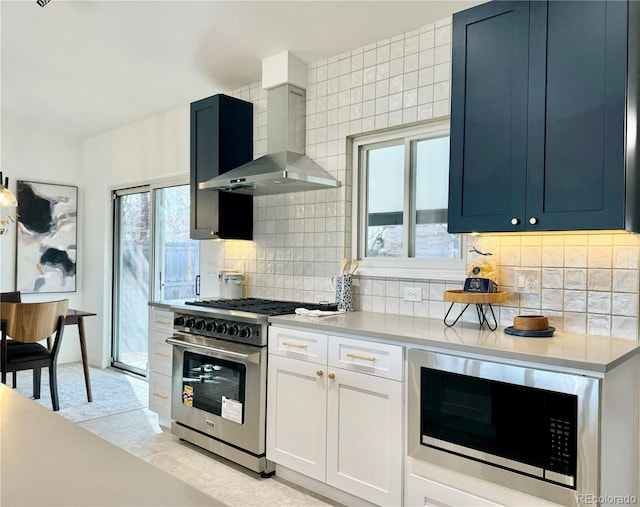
xmin=78 ymin=404 xmax=340 ymax=507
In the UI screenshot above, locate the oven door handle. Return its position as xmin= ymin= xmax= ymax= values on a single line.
xmin=166 ymin=337 xmax=251 ymax=360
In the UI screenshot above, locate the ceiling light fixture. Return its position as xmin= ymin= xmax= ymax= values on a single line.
xmin=0 ymin=172 xmax=18 ymax=208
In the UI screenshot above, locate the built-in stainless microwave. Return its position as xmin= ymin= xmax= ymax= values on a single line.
xmin=408 ymin=348 xmax=600 ymax=506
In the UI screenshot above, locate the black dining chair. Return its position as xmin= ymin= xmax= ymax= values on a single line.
xmin=0 ymin=300 xmax=68 ymax=410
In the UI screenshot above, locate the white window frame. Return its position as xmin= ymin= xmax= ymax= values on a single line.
xmin=351 ymin=120 xmax=466 ymax=281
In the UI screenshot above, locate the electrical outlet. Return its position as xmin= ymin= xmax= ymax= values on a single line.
xmin=513 ymin=269 xmax=540 ymax=293
xmin=403 ymin=287 xmax=422 ymax=302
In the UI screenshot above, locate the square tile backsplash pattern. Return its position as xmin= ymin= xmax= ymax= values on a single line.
xmin=223 ymin=17 xmax=640 ymax=341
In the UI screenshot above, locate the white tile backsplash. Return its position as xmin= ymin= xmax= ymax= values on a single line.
xmin=220 ymin=22 xmax=640 ymax=342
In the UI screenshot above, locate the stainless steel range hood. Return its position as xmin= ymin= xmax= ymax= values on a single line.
xmin=199 ymin=83 xmax=340 ymax=196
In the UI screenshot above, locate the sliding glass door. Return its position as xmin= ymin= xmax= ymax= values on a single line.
xmin=112 ymin=182 xmax=199 ymax=376
xmin=112 ymin=187 xmax=150 ymax=374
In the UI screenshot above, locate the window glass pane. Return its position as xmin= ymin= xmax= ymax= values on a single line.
xmin=366 ymin=144 xmax=404 ymax=257
xmin=414 ymin=136 xmax=461 ymax=259
xmin=154 ymin=185 xmax=200 ymax=300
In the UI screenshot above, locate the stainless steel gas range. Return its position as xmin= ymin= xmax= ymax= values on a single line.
xmin=167 ymin=298 xmax=333 ymax=476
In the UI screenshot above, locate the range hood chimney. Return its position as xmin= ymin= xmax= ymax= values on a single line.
xmin=200 ymin=52 xmax=341 ymax=196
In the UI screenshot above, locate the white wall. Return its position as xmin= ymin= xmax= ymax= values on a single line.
xmin=0 ymin=111 xmax=84 ymax=363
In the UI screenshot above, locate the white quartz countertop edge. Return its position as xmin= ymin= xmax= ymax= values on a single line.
xmin=268 ymin=311 xmax=640 ymax=374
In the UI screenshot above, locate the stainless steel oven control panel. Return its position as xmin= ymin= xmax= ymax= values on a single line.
xmin=172 ymin=310 xmax=265 ymax=347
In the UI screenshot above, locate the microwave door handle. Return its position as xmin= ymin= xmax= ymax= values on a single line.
xmin=166 ymin=337 xmax=251 ymax=360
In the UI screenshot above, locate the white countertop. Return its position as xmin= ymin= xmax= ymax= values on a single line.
xmin=268 ymin=311 xmax=640 ymax=374
xmin=0 ymin=384 xmax=222 ymax=507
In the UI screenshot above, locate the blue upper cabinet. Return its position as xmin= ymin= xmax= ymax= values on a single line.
xmin=448 ymin=0 xmax=639 ymax=233
xmin=190 ymin=94 xmax=253 ymax=240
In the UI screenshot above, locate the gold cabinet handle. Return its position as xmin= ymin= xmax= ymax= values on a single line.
xmin=346 ymin=352 xmax=376 ymax=362
xmin=152 ymin=392 xmax=169 ymax=400
xmin=283 ymin=341 xmax=308 ymax=349
xmin=317 ymin=370 xmax=324 ymax=376
xmin=328 ymin=372 xmax=335 ymax=379
xmin=154 ymin=351 xmax=170 ymax=357
xmin=155 ymin=320 xmax=172 ymax=325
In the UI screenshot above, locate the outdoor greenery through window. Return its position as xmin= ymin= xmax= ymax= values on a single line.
xmin=353 ymin=120 xmax=463 ymax=278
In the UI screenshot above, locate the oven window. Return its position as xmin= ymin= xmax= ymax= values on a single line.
xmin=420 ymin=367 xmax=577 ymax=478
xmin=182 ymin=351 xmax=246 ymax=423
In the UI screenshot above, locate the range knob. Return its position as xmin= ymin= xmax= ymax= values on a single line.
xmin=216 ymin=322 xmax=227 ymax=334
xmin=228 ymin=324 xmax=239 ymax=336
xmin=239 ymin=326 xmax=252 ymax=338
xmin=174 ymin=316 xmax=185 ymax=326
xmin=194 ymin=320 xmax=206 ymax=330
xmin=185 ymin=318 xmax=196 ymax=329
xmin=205 ymin=321 xmax=215 ymax=332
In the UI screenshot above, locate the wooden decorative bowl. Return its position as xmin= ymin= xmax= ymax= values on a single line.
xmin=513 ymin=315 xmax=549 ymax=331
xmin=443 ymin=290 xmax=507 ymax=304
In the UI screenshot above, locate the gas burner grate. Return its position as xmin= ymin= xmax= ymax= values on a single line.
xmin=185 ymin=297 xmax=335 ymax=316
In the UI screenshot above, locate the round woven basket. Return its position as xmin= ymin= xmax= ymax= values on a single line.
xmin=513 ymin=315 xmax=549 ymax=331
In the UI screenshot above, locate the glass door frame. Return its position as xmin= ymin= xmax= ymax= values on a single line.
xmin=111 ymin=175 xmax=193 ymax=375
xmin=111 ymin=184 xmax=151 ymax=375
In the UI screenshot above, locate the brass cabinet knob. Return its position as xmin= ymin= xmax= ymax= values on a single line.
xmin=511 ymin=218 xmax=520 ymax=225
xmin=529 ymin=217 xmax=538 ymax=225
xmin=328 ymin=372 xmax=336 ymax=379
xmin=316 ymin=370 xmax=324 ymax=376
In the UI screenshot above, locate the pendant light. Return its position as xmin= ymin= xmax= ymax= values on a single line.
xmin=0 ymin=172 xmax=17 ymax=208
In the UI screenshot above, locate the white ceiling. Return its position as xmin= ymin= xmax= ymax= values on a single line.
xmin=1 ymin=0 xmax=482 ymax=139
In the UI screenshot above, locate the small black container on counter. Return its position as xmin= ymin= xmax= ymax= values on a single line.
xmin=463 ymin=277 xmax=498 ymax=293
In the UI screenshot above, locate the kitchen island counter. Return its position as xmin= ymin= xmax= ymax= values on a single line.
xmin=269 ymin=311 xmax=640 ymax=373
xmin=0 ymin=384 xmax=222 ymax=507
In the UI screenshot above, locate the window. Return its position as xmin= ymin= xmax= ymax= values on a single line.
xmin=352 ymin=121 xmax=465 ymax=280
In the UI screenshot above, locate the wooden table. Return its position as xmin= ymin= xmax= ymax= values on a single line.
xmin=65 ymin=309 xmax=96 ymax=403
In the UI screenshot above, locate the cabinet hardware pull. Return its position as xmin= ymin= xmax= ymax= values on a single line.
xmin=316 ymin=370 xmax=324 ymax=376
xmin=328 ymin=372 xmax=335 ymax=379
xmin=155 ymin=320 xmax=171 ymax=325
xmin=152 ymin=392 xmax=169 ymax=400
xmin=510 ymin=218 xmax=520 ymax=225
xmin=283 ymin=341 xmax=307 ymax=349
xmin=154 ymin=352 xmax=170 ymax=357
xmin=346 ymin=352 xmax=376 ymax=362
xmin=529 ymin=217 xmax=538 ymax=225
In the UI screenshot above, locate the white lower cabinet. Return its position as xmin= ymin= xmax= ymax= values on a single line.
xmin=267 ymin=326 xmax=403 ymax=506
xmin=267 ymin=354 xmax=327 ymax=481
xmin=148 ymin=306 xmax=174 ymax=427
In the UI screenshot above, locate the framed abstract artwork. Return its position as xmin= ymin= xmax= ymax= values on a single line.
xmin=16 ymin=180 xmax=78 ymax=293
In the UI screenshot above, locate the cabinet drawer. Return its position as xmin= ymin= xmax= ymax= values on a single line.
xmin=149 ymin=307 xmax=174 ymax=333
xmin=406 ymin=473 xmax=502 ymax=507
xmin=149 ymin=331 xmax=173 ymax=376
xmin=268 ymin=326 xmax=327 ymax=364
xmin=328 ymin=336 xmax=403 ymax=381
xmin=148 ymin=371 xmax=172 ymax=419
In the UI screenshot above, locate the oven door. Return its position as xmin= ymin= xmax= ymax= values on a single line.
xmin=167 ymin=333 xmax=267 ymax=455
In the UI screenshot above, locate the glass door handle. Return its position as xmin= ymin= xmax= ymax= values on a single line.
xmin=195 ymin=275 xmax=201 ymax=296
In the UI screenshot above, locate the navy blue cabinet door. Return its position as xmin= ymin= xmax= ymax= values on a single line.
xmin=450 ymin=0 xmax=632 ymax=233
xmin=448 ymin=1 xmax=530 ymax=233
xmin=190 ymin=95 xmax=253 ymax=240
xmin=526 ymin=1 xmax=627 ymax=231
